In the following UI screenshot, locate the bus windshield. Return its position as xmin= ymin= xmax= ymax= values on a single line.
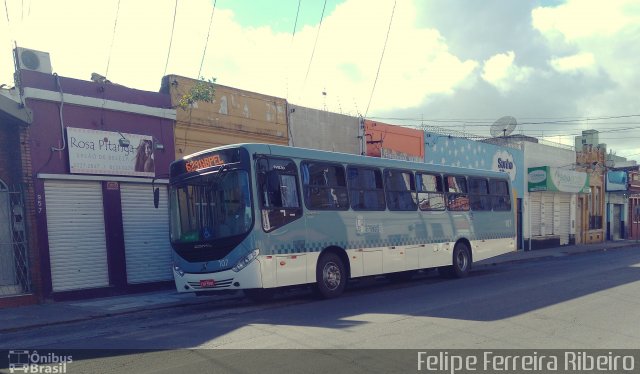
xmin=170 ymin=169 xmax=253 ymax=243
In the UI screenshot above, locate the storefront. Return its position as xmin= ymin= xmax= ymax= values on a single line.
xmin=527 ymin=166 xmax=589 ymax=248
xmin=19 ymin=69 xmax=176 ymax=299
xmin=605 ymin=170 xmax=628 ymax=240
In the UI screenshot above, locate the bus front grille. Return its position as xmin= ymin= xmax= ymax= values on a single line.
xmin=187 ymin=278 xmax=234 ymax=290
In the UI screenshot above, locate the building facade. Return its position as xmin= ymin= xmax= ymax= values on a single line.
xmin=0 ymin=88 xmax=39 ymax=307
xmin=161 ymin=75 xmax=288 ymax=157
xmin=18 ymin=68 xmax=176 ymax=300
xmin=287 ymin=104 xmax=360 ymax=154
xmin=364 ymin=120 xmax=424 ymax=160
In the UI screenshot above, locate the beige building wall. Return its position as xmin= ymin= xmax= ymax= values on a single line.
xmin=287 ymin=104 xmax=360 ymax=154
xmin=161 ymin=75 xmax=288 ymax=157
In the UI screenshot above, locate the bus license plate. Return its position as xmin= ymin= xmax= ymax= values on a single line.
xmin=200 ymin=279 xmax=216 ymax=288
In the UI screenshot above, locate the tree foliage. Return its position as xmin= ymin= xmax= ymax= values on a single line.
xmin=177 ymin=76 xmax=216 ymax=110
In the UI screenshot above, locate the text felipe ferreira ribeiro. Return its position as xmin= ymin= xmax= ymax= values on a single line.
xmin=418 ymin=351 xmax=636 ymax=373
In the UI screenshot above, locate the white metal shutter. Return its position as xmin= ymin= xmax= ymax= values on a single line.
xmin=530 ymin=193 xmax=542 ymax=237
xmin=120 ymin=183 xmax=172 ymax=284
xmin=45 ymin=180 xmax=109 ymax=291
xmin=556 ymin=194 xmax=571 ymax=245
xmin=542 ymin=192 xmax=554 ymax=236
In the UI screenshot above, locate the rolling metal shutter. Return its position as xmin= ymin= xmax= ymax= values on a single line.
xmin=120 ymin=184 xmax=172 ymax=284
xmin=45 ymin=180 xmax=109 ymax=291
xmin=542 ymin=192 xmax=554 ymax=236
xmin=530 ymin=193 xmax=542 ymax=237
xmin=557 ymin=194 xmax=571 ymax=245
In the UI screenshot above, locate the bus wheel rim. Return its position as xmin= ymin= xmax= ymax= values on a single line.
xmin=456 ymin=250 xmax=468 ymax=271
xmin=323 ymin=262 xmax=341 ymax=290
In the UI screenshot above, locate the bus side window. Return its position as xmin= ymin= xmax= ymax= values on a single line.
xmin=347 ymin=166 xmax=386 ymax=211
xmin=469 ymin=177 xmax=491 ymax=211
xmin=445 ymin=175 xmax=469 ymax=211
xmin=417 ymin=173 xmax=445 ymax=211
xmin=490 ymin=179 xmax=511 ymax=211
xmin=256 ymin=157 xmax=302 ymax=232
xmin=384 ymin=169 xmax=417 ymax=211
xmin=301 ymin=161 xmax=349 ymax=210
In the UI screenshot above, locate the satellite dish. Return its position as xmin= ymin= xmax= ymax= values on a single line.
xmin=490 ymin=116 xmax=518 ymax=137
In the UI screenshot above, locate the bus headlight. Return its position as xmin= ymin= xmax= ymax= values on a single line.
xmin=232 ymin=249 xmax=259 ymax=272
xmin=173 ymin=264 xmax=185 ymax=277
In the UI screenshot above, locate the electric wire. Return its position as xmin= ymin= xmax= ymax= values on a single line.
xmin=301 ymin=0 xmax=327 ymax=96
xmin=3 ymin=0 xmax=9 ymax=24
xmin=164 ymin=0 xmax=178 ymax=77
xmin=198 ymin=0 xmax=217 ymax=79
xmin=364 ymin=0 xmax=396 ymax=118
xmin=292 ymin=0 xmax=301 ymax=41
xmin=105 ymin=0 xmax=121 ymax=79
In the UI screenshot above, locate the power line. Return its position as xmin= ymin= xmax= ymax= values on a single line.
xmin=301 ymin=0 xmax=327 ymax=95
xmin=164 ymin=0 xmax=178 ymax=77
xmin=365 ymin=0 xmax=396 ymax=118
xmin=3 ymin=0 xmax=9 ymax=24
xmin=368 ymin=114 xmax=640 ymax=124
xmin=105 ymin=0 xmax=121 ymax=78
xmin=198 ymin=0 xmax=217 ymax=79
xmin=292 ymin=0 xmax=301 ymax=41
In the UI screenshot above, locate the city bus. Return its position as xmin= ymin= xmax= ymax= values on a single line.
xmin=167 ymin=143 xmax=515 ymax=301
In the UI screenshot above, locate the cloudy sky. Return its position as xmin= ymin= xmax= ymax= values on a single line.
xmin=1 ymin=0 xmax=639 ymax=159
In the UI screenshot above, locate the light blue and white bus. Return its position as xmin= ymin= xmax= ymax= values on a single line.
xmin=168 ymin=143 xmax=515 ymax=300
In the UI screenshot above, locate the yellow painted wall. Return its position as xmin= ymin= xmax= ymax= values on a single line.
xmin=161 ymin=75 xmax=289 ymax=158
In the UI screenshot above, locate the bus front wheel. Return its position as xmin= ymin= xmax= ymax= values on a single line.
xmin=316 ymin=252 xmax=346 ymax=299
xmin=439 ymin=242 xmax=471 ymax=278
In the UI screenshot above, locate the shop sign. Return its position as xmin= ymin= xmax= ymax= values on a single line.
xmin=67 ymin=127 xmax=155 ymax=177
xmin=492 ymin=150 xmax=517 ymax=181
xmin=528 ymin=166 xmax=589 ymax=193
xmin=606 ymin=171 xmax=627 ymax=191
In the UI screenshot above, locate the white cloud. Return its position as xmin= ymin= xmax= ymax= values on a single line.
xmin=0 ymin=0 xmax=478 ymax=116
xmin=532 ymin=0 xmax=640 ymax=116
xmin=481 ymin=51 xmax=532 ymax=93
xmin=550 ymin=52 xmax=596 ymax=74
xmin=532 ymin=0 xmax=638 ymax=40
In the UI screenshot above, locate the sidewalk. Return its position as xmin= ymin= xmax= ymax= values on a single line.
xmin=0 ymin=240 xmax=637 ymax=333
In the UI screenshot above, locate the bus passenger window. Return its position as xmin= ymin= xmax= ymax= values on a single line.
xmin=445 ymin=175 xmax=469 ymax=211
xmin=417 ymin=173 xmax=445 ymax=211
xmin=469 ymin=178 xmax=491 ymax=211
xmin=301 ymin=162 xmax=349 ymax=210
xmin=385 ymin=169 xmax=417 ymax=211
xmin=347 ymin=166 xmax=385 ymax=211
xmin=490 ymin=179 xmax=511 ymax=211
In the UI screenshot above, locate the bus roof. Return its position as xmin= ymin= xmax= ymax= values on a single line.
xmin=179 ymin=143 xmax=511 ymax=180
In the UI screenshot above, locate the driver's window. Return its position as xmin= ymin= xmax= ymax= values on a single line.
xmin=257 ymin=157 xmax=302 ymax=232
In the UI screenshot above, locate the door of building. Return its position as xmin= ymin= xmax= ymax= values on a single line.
xmin=45 ymin=180 xmax=109 ymax=292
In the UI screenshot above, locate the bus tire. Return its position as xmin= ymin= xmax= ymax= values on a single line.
xmin=439 ymin=242 xmax=472 ymax=279
xmin=316 ymin=252 xmax=346 ymax=299
xmin=244 ymin=288 xmax=275 ymax=303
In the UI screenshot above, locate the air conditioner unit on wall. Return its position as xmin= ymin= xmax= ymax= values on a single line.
xmin=14 ymin=47 xmax=52 ymax=74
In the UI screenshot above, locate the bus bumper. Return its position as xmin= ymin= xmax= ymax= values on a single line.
xmin=173 ymin=259 xmax=263 ymax=293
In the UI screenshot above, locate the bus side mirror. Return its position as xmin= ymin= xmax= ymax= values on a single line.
xmin=153 ymin=187 xmax=160 ymax=209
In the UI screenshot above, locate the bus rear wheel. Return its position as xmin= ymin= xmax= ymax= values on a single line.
xmin=315 ymin=252 xmax=346 ymax=299
xmin=439 ymin=242 xmax=471 ymax=279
